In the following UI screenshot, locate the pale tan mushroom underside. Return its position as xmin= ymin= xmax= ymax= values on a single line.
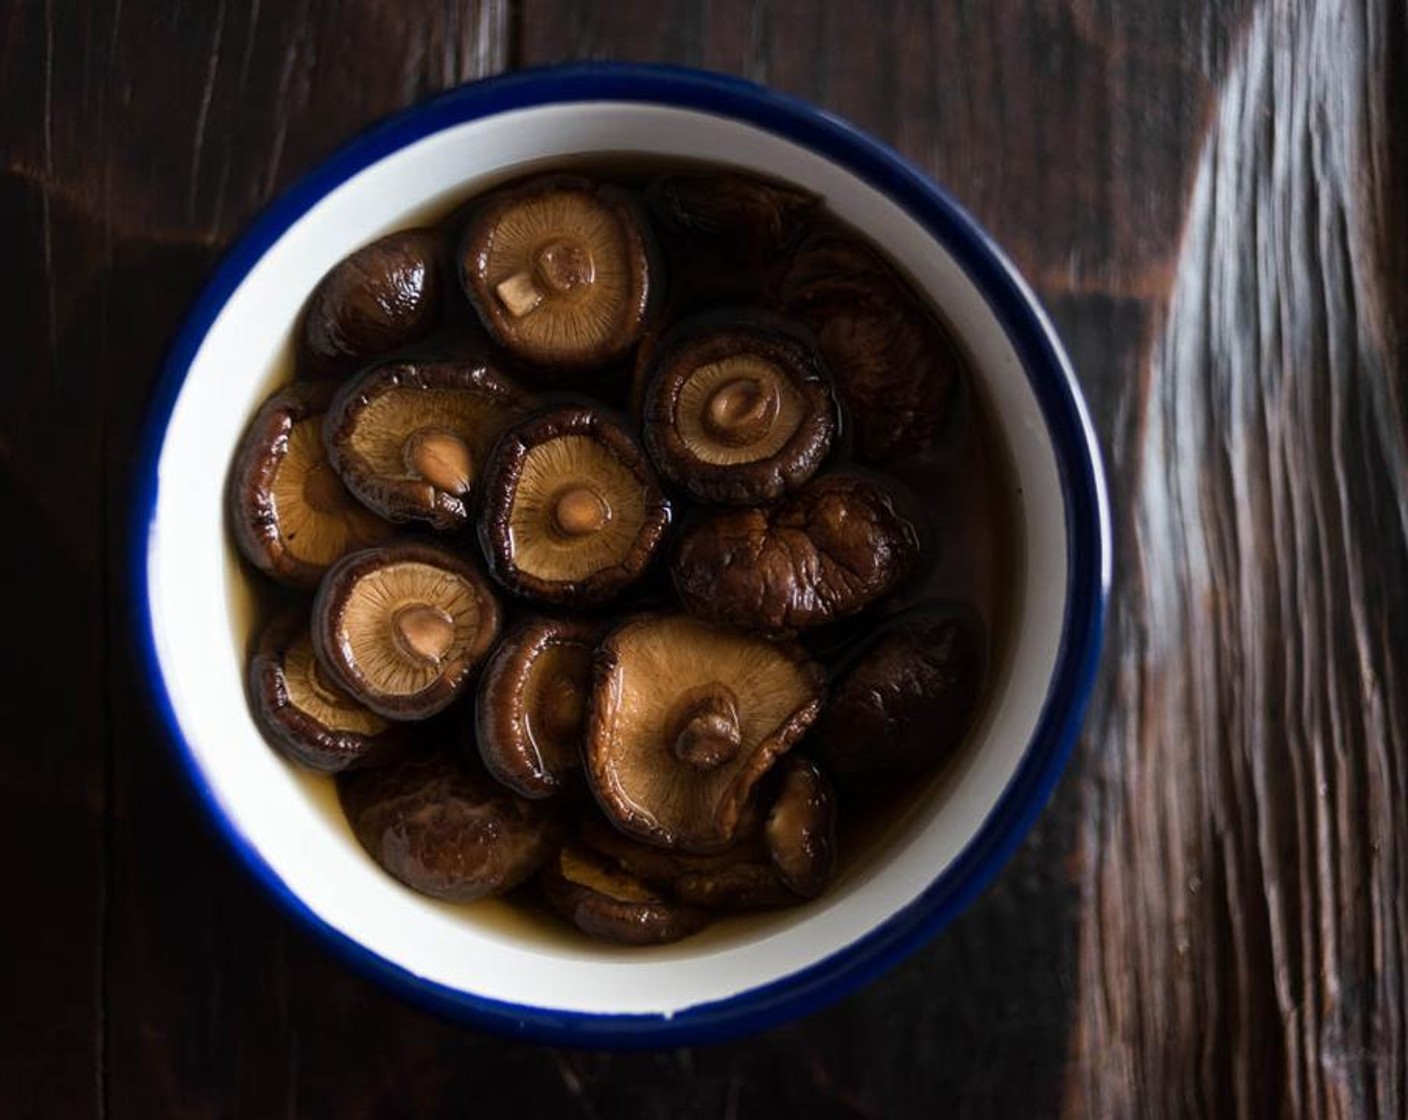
xmin=593 ymin=616 xmax=819 ymax=844
xmin=507 ymin=435 xmax=649 ymax=582
xmin=282 ymin=635 xmax=389 ymax=735
xmin=674 ymin=354 xmax=809 ymax=466
xmin=337 ymin=561 xmax=485 ymax=696
xmin=482 ymin=193 xmax=633 ymax=359
xmin=346 ymin=388 xmax=517 ymax=481
xmin=271 ymin=419 xmax=390 ymax=564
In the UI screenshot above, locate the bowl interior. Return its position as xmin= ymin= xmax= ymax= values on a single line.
xmin=144 ymin=102 xmax=1067 ymax=1017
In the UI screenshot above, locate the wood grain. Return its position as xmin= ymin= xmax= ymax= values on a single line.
xmin=1067 ymin=2 xmax=1408 ymax=1116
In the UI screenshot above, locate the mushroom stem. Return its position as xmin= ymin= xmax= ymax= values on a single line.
xmin=670 ymin=685 xmax=743 ymax=770
xmin=391 ymin=604 xmax=457 ymax=666
xmin=703 ymin=376 xmax=780 ymax=448
xmin=534 ymin=238 xmax=595 ymax=294
xmin=404 ymin=427 xmax=474 ymax=495
xmin=495 ymin=272 xmax=544 ymax=318
xmin=551 ymin=485 xmax=611 ymax=537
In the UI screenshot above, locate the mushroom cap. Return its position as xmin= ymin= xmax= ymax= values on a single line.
xmin=578 ymin=812 xmax=797 ymax=911
xmin=460 ymin=175 xmax=653 ymax=371
xmin=780 ymin=231 xmax=962 ymax=463
xmin=643 ymin=317 xmax=836 ymax=505
xmin=229 ymin=383 xmax=394 ymax=588
xmin=248 ymin=610 xmax=402 ymax=772
xmin=764 ymin=756 xmax=837 ymax=898
xmin=324 ymin=359 xmax=530 ymax=529
xmin=538 ymin=843 xmax=710 ymax=944
xmin=302 ymin=228 xmax=443 ymax=377
xmin=671 ymin=473 xmax=921 ymax=633
xmin=819 ymin=608 xmax=986 ymax=775
xmin=474 ymin=615 xmax=604 ymax=799
xmin=337 ymin=749 xmax=563 ymax=903
xmin=585 ymin=614 xmax=825 ymax=853
xmin=312 ymin=541 xmax=503 ymax=720
xmin=478 ymin=406 xmax=671 ymax=606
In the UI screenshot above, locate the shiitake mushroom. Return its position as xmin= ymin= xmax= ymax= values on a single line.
xmin=779 ymin=231 xmax=963 ymax=464
xmin=312 ymin=541 xmax=502 ymax=720
xmin=577 ymin=811 xmax=797 ymax=912
xmin=302 ymin=229 xmax=443 ymax=377
xmin=538 ymin=843 xmax=711 ymax=945
xmin=338 ymin=749 xmax=562 ymax=903
xmin=642 ymin=315 xmax=836 ymax=505
xmin=248 ymin=610 xmax=403 ymax=772
xmin=459 ymin=175 xmax=653 ymax=371
xmin=584 ymin=614 xmax=825 ymax=854
xmin=477 ymin=406 xmax=671 ymax=606
xmin=474 ymin=615 xmax=603 ymax=798
xmin=671 ymin=474 xmax=921 ymax=633
xmin=324 ymin=359 xmax=530 ymax=529
xmin=229 ymin=383 xmax=394 ymax=588
xmin=764 ymin=756 xmax=837 ymax=898
xmin=818 ymin=607 xmax=986 ymax=776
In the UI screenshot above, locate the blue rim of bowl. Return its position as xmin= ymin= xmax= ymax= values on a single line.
xmin=132 ymin=61 xmax=1111 ymax=1048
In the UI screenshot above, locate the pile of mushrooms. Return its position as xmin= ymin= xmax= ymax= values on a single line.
xmin=227 ymin=168 xmax=986 ymax=945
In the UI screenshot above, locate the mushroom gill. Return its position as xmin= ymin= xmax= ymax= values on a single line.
xmin=460 ymin=176 xmax=652 ymax=370
xmin=313 ymin=542 xmax=502 ymax=720
xmin=585 ymin=615 xmax=824 ymax=853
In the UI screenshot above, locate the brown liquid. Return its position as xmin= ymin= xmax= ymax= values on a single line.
xmin=227 ymin=156 xmax=1022 ymax=950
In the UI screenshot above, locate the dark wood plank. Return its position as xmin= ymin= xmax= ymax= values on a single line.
xmin=1066 ymin=2 xmax=1408 ymax=1116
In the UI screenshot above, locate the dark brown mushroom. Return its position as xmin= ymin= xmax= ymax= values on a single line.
xmin=459 ymin=175 xmax=652 ymax=371
xmin=818 ymin=608 xmax=986 ymax=775
xmin=248 ymin=610 xmax=404 ymax=772
xmin=229 ymin=383 xmax=395 ymax=588
xmin=578 ymin=813 xmax=797 ymax=911
xmin=474 ymin=615 xmax=604 ymax=799
xmin=642 ymin=317 xmax=836 ymax=505
xmin=337 ymin=749 xmax=562 ymax=902
xmin=671 ymin=474 xmax=921 ymax=633
xmin=312 ymin=542 xmax=502 ymax=720
xmin=302 ymin=229 xmax=443 ymax=377
xmin=650 ymin=172 xmax=817 ymax=250
xmin=324 ymin=359 xmax=530 ymax=529
xmin=478 ymin=406 xmax=671 ymax=606
xmin=585 ymin=614 xmax=824 ymax=853
xmin=647 ymin=173 xmax=817 ymax=310
xmin=538 ymin=842 xmax=710 ymax=945
xmin=764 ymin=757 xmax=837 ymax=898
xmin=780 ymin=232 xmax=964 ymax=463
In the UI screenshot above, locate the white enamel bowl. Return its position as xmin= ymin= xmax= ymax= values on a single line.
xmin=134 ymin=64 xmax=1110 ymax=1046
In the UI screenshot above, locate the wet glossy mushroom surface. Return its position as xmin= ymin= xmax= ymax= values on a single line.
xmin=538 ymin=843 xmax=711 ymax=945
xmin=474 ymin=615 xmax=602 ymax=798
xmin=324 ymin=360 xmax=530 ymax=529
xmin=478 ymin=406 xmax=671 ymax=606
xmin=671 ymin=474 xmax=922 ymax=633
xmin=248 ymin=610 xmax=402 ymax=772
xmin=642 ymin=316 xmax=836 ymax=505
xmin=338 ymin=749 xmax=562 ymax=903
xmin=460 ymin=175 xmax=653 ymax=371
xmin=819 ymin=608 xmax=987 ymax=776
xmin=230 ymin=383 xmax=395 ymax=588
xmin=312 ymin=542 xmax=502 ymax=720
xmin=585 ymin=614 xmax=825 ymax=853
xmin=779 ymin=232 xmax=963 ymax=463
xmin=302 ymin=229 xmax=443 ymax=377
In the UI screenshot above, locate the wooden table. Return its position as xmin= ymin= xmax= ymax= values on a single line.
xmin=4 ymin=2 xmax=1404 ymax=1116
